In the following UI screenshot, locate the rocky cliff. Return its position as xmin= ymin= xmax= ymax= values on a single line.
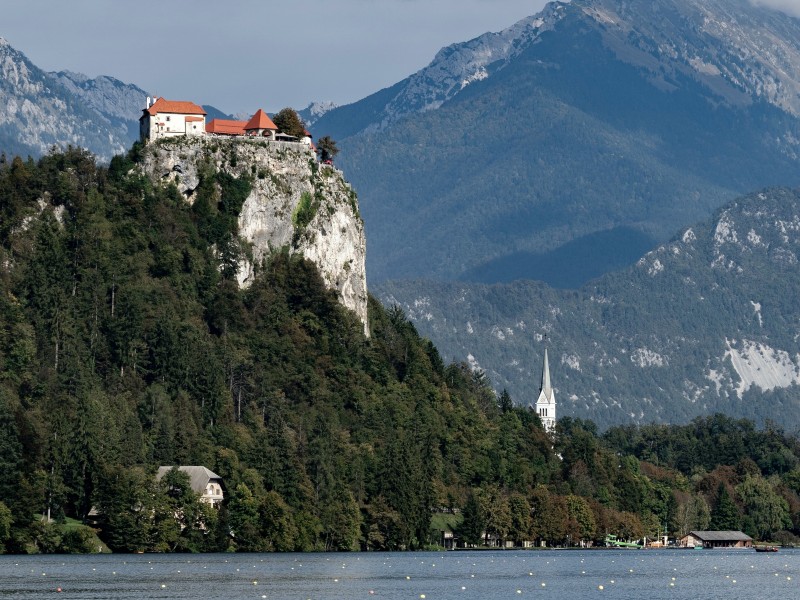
xmin=140 ymin=136 xmax=369 ymax=335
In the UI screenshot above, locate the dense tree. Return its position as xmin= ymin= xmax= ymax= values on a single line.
xmin=672 ymin=491 xmax=710 ymax=537
xmin=709 ymin=484 xmax=740 ymax=531
xmin=316 ymin=136 xmax=339 ymax=163
xmin=272 ymin=108 xmax=306 ymax=138
xmin=456 ymin=489 xmax=486 ymax=547
xmin=565 ymin=495 xmax=596 ymax=544
xmin=3 ymin=147 xmax=800 ymax=553
xmin=0 ymin=502 xmax=11 ymax=550
xmin=737 ymin=475 xmax=791 ymax=540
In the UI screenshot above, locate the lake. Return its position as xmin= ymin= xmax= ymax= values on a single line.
xmin=0 ymin=548 xmax=796 ymax=599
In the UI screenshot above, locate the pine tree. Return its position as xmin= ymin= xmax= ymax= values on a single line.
xmin=456 ymin=489 xmax=486 ymax=546
xmin=316 ymin=136 xmax=339 ymax=163
xmin=499 ymin=388 xmax=513 ymax=413
xmin=710 ymin=483 xmax=740 ymax=530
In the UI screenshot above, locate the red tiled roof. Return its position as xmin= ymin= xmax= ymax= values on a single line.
xmin=206 ymin=119 xmax=247 ymax=135
xmin=145 ymin=98 xmax=206 ymax=116
xmin=185 ymin=116 xmax=204 ymax=122
xmin=244 ymin=109 xmax=278 ymax=131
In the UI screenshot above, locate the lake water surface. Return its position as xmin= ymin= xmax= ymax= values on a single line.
xmin=0 ymin=548 xmax=797 ymax=599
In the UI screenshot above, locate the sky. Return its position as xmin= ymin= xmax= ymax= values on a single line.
xmin=753 ymin=0 xmax=800 ymax=16
xmin=3 ymin=0 xmax=550 ymax=115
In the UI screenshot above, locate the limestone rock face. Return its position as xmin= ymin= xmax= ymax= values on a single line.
xmin=140 ymin=136 xmax=369 ymax=335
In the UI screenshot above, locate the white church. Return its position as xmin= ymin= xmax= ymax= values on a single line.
xmin=532 ymin=347 xmax=556 ymax=432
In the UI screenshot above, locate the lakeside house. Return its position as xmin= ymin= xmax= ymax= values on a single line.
xmin=156 ymin=466 xmax=225 ymax=506
xmin=679 ymin=530 xmax=753 ymax=548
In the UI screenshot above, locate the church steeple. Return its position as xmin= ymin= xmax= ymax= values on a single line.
xmin=540 ymin=348 xmax=552 ymax=396
xmin=534 ymin=346 xmax=556 ymax=432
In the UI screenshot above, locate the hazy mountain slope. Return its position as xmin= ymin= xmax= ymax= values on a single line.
xmin=312 ymin=0 xmax=800 ymax=286
xmin=0 ymin=39 xmax=232 ymax=161
xmin=48 ymin=70 xmax=148 ymax=142
xmin=376 ymin=188 xmax=800 ymax=429
xmin=0 ymin=38 xmax=138 ymax=160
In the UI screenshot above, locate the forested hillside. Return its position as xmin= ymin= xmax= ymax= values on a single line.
xmin=1 ymin=148 xmax=800 ymax=553
xmin=0 ymin=147 xmax=555 ymax=552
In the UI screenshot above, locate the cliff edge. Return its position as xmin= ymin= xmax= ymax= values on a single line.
xmin=140 ymin=136 xmax=369 ymax=335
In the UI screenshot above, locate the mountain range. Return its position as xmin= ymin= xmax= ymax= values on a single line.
xmin=0 ymin=38 xmax=231 ymax=162
xmin=376 ymin=187 xmax=800 ymax=429
xmin=313 ymin=0 xmax=800 ymax=287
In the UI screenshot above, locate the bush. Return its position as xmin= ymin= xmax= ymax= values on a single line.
xmin=292 ymin=191 xmax=317 ymax=230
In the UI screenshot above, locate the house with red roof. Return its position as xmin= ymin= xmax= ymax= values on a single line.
xmin=206 ymin=118 xmax=248 ymax=136
xmin=140 ymin=97 xmax=207 ymax=141
xmin=206 ymin=109 xmax=278 ymax=139
xmin=142 ymin=99 xmax=317 ymax=152
xmin=244 ymin=109 xmax=278 ymax=138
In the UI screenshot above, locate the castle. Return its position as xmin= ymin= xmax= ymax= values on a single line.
xmin=139 ymin=97 xmax=314 ymax=148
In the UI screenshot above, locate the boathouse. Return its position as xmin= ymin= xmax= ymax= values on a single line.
xmin=680 ymin=530 xmax=753 ymax=548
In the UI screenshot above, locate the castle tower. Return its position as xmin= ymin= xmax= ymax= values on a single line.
xmin=534 ymin=348 xmax=556 ymax=432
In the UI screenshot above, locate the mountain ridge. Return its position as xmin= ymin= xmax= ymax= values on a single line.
xmin=375 ymin=187 xmax=800 ymax=430
xmin=0 ymin=37 xmax=137 ymax=160
xmin=311 ymin=0 xmax=800 ymax=287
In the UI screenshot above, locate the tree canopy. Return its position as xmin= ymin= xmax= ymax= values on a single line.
xmin=316 ymin=136 xmax=339 ymax=163
xmin=2 ymin=147 xmax=800 ymax=553
xmin=272 ymin=108 xmax=306 ymax=138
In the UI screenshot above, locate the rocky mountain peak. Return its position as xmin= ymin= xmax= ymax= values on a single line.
xmin=315 ymin=0 xmax=800 ymax=141
xmin=49 ymin=70 xmax=147 ymax=123
xmin=346 ymin=2 xmax=570 ymax=135
xmin=299 ymin=101 xmax=339 ymax=127
xmin=0 ymin=38 xmax=136 ymax=160
xmin=579 ymin=0 xmax=800 ymax=116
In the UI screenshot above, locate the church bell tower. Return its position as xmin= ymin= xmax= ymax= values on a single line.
xmin=534 ymin=347 xmax=556 ymax=432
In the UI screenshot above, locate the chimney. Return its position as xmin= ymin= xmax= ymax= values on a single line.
xmin=146 ymin=96 xmax=151 ymax=109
